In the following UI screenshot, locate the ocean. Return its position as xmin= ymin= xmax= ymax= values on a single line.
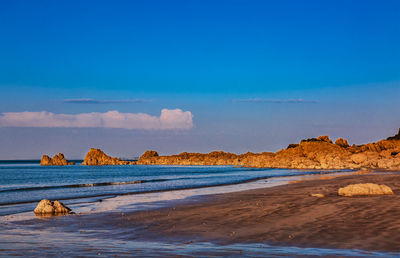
xmin=0 ymin=161 xmax=347 ymax=216
xmin=1 ymin=162 xmax=397 ymax=257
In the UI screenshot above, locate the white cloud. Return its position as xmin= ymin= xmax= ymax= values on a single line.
xmin=63 ymin=98 xmax=152 ymax=104
xmin=233 ymin=98 xmax=318 ymax=104
xmin=0 ymin=109 xmax=193 ymax=130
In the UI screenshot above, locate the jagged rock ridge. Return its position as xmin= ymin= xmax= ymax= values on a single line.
xmin=137 ymin=129 xmax=400 ymax=170
xmin=40 ymin=153 xmax=74 ymax=166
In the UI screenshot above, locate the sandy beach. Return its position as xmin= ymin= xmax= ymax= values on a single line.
xmin=104 ymin=172 xmax=400 ymax=252
xmin=4 ymin=170 xmax=400 ymax=256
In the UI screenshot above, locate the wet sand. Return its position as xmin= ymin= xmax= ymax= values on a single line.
xmin=117 ymin=172 xmax=400 ymax=252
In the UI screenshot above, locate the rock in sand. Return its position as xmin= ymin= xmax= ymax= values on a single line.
xmin=34 ymin=199 xmax=73 ymax=215
xmin=338 ymin=183 xmax=394 ymax=197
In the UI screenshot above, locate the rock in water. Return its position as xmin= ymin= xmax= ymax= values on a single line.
xmin=34 ymin=199 xmax=72 ymax=215
xmin=40 ymin=153 xmax=74 ymax=166
xmin=338 ymin=183 xmax=394 ymax=197
xmin=82 ymin=148 xmax=135 ymax=165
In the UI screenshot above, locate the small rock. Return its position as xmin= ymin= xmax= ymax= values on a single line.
xmin=310 ymin=193 xmax=325 ymax=198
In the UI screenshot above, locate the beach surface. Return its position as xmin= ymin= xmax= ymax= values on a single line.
xmin=4 ymin=171 xmax=400 ymax=256
xmin=109 ymin=172 xmax=400 ymax=252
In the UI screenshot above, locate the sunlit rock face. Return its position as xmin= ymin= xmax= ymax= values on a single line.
xmin=40 ymin=153 xmax=74 ymax=166
xmin=335 ymin=138 xmax=350 ymax=148
xmin=137 ymin=129 xmax=400 ymax=170
xmin=82 ymin=148 xmax=135 ymax=166
xmin=34 ymin=199 xmax=73 ymax=216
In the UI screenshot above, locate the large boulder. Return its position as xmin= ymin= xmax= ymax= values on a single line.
xmin=140 ymin=150 xmax=159 ymax=159
xmin=335 ymin=138 xmax=350 ymax=148
xmin=317 ymin=135 xmax=333 ymax=143
xmin=137 ymin=150 xmax=160 ymax=164
xmin=34 ymin=199 xmax=72 ymax=215
xmin=338 ymin=183 xmax=394 ymax=197
xmin=40 ymin=153 xmax=74 ymax=166
xmin=82 ymin=148 xmax=135 ymax=165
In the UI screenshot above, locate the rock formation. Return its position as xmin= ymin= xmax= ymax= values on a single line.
xmin=137 ymin=150 xmax=159 ymax=163
xmin=82 ymin=148 xmax=135 ymax=165
xmin=338 ymin=183 xmax=394 ymax=197
xmin=34 ymin=199 xmax=73 ymax=215
xmin=335 ymin=138 xmax=350 ymax=148
xmin=137 ymin=128 xmax=400 ymax=170
xmin=40 ymin=153 xmax=74 ymax=166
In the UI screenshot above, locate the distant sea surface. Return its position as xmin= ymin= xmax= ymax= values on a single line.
xmin=0 ymin=161 xmax=346 ymax=216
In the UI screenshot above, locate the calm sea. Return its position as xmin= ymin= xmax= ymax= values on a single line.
xmin=0 ymin=161 xmax=345 ymax=216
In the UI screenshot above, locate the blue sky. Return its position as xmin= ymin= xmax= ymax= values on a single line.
xmin=0 ymin=0 xmax=399 ymax=159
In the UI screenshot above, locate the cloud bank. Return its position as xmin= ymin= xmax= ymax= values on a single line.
xmin=233 ymin=98 xmax=318 ymax=104
xmin=0 ymin=109 xmax=193 ymax=130
xmin=63 ymin=98 xmax=152 ymax=104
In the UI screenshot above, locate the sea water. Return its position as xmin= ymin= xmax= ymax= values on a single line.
xmin=1 ymin=162 xmax=397 ymax=257
xmin=0 ymin=161 xmax=347 ymax=216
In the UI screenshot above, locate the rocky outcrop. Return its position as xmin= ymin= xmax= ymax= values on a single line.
xmin=137 ymin=128 xmax=400 ymax=170
xmin=338 ymin=183 xmax=394 ymax=197
xmin=136 ymin=150 xmax=274 ymax=166
xmin=137 ymin=150 xmax=159 ymax=163
xmin=40 ymin=153 xmax=74 ymax=166
xmin=34 ymin=199 xmax=73 ymax=215
xmin=317 ymin=135 xmax=333 ymax=143
xmin=335 ymin=138 xmax=350 ymax=148
xmin=82 ymin=148 xmax=135 ymax=165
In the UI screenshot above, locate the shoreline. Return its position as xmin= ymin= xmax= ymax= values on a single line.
xmin=92 ymin=171 xmax=400 ymax=252
xmin=0 ymin=167 xmax=351 ymax=208
xmin=4 ymin=171 xmax=400 ymax=254
xmin=2 ymin=168 xmax=355 ymax=220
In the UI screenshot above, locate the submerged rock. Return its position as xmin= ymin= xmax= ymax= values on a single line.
xmin=40 ymin=153 xmax=74 ymax=166
xmin=82 ymin=148 xmax=135 ymax=165
xmin=338 ymin=183 xmax=394 ymax=197
xmin=34 ymin=199 xmax=73 ymax=215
